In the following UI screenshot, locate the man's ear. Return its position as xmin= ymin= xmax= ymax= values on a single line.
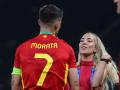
xmin=54 ymin=20 xmax=61 ymax=31
xmin=54 ymin=23 xmax=58 ymax=30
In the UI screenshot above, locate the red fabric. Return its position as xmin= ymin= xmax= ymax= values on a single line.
xmin=13 ymin=34 xmax=77 ymax=90
xmin=79 ymin=60 xmax=94 ymax=90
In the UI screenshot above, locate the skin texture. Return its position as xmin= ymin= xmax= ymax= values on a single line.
xmin=79 ymin=33 xmax=111 ymax=90
xmin=114 ymin=0 xmax=120 ymax=14
xmin=79 ymin=33 xmax=96 ymax=61
xmin=11 ymin=5 xmax=79 ymax=90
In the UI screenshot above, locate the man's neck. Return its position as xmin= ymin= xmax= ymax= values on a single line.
xmin=40 ymin=27 xmax=57 ymax=35
xmin=40 ymin=27 xmax=52 ymax=33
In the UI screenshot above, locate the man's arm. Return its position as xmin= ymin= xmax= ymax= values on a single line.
xmin=11 ymin=75 xmax=21 ymax=90
xmin=69 ymin=68 xmax=79 ymax=90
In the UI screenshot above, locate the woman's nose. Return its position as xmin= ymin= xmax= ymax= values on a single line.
xmin=82 ymin=40 xmax=87 ymax=45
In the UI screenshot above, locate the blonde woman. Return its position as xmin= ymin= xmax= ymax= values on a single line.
xmin=77 ymin=32 xmax=119 ymax=90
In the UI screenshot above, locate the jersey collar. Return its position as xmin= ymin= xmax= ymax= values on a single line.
xmin=40 ymin=31 xmax=52 ymax=34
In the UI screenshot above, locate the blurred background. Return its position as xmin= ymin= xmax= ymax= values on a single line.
xmin=0 ymin=0 xmax=120 ymax=89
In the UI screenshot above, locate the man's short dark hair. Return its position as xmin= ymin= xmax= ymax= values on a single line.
xmin=39 ymin=4 xmax=63 ymax=24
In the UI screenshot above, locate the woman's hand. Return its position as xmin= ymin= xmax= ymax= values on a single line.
xmin=101 ymin=54 xmax=111 ymax=63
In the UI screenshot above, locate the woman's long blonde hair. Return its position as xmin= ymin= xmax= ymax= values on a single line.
xmin=77 ymin=32 xmax=119 ymax=90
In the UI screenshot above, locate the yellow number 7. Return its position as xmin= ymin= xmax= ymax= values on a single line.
xmin=34 ymin=53 xmax=53 ymax=86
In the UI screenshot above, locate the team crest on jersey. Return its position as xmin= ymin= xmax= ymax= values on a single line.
xmin=43 ymin=35 xmax=48 ymax=38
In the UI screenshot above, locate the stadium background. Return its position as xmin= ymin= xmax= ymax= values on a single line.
xmin=0 ymin=0 xmax=120 ymax=89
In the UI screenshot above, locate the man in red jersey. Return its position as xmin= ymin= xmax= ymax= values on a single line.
xmin=11 ymin=4 xmax=79 ymax=90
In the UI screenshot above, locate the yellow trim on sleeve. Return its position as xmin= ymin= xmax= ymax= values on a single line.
xmin=12 ymin=67 xmax=22 ymax=75
xmin=64 ymin=64 xmax=69 ymax=85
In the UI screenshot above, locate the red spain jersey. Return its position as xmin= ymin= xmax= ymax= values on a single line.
xmin=79 ymin=60 xmax=94 ymax=90
xmin=13 ymin=34 xmax=77 ymax=90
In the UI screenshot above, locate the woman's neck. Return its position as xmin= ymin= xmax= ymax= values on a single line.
xmin=81 ymin=54 xmax=94 ymax=61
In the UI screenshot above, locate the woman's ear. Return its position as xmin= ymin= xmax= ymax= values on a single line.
xmin=93 ymin=48 xmax=96 ymax=53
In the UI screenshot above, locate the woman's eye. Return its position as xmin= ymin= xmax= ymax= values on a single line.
xmin=87 ymin=40 xmax=92 ymax=42
xmin=80 ymin=40 xmax=83 ymax=42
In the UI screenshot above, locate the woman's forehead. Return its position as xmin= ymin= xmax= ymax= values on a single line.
xmin=82 ymin=33 xmax=96 ymax=39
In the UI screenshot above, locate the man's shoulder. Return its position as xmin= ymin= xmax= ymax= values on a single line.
xmin=16 ymin=37 xmax=36 ymax=50
xmin=60 ymin=39 xmax=73 ymax=49
xmin=60 ymin=39 xmax=69 ymax=45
